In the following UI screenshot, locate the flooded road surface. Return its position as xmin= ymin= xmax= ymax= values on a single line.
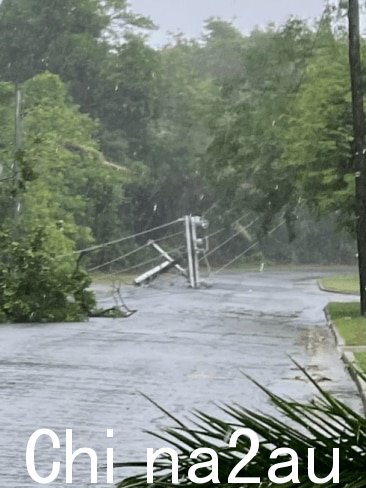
xmin=0 ymin=269 xmax=361 ymax=487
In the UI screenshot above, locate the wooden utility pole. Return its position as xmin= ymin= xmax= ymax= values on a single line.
xmin=348 ymin=0 xmax=366 ymax=315
xmin=185 ymin=215 xmax=197 ymax=288
xmin=13 ymin=86 xmax=22 ymax=222
xmin=184 ymin=215 xmax=208 ymax=288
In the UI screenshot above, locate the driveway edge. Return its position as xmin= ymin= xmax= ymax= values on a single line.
xmin=324 ymin=306 xmax=366 ymax=414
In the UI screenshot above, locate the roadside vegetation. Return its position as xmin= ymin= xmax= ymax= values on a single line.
xmin=0 ymin=1 xmax=360 ymax=322
xmin=321 ymin=275 xmax=359 ymax=294
xmin=0 ymin=1 xmax=366 ymax=487
xmin=117 ymin=367 xmax=366 ymax=488
xmin=327 ymin=302 xmax=366 ymax=372
xmin=321 ymin=275 xmax=366 ymax=372
xmin=91 ymin=273 xmax=136 ymax=286
xmin=320 ymin=277 xmax=366 ymax=373
xmin=355 ymin=352 xmax=366 ymax=371
xmin=328 ymin=302 xmax=366 ymax=345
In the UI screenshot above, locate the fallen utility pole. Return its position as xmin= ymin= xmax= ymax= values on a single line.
xmin=134 ymin=260 xmax=176 ymax=286
xmin=134 ymin=239 xmax=187 ymax=286
xmin=133 ymin=216 xmax=209 ymax=288
xmin=348 ymin=0 xmax=366 ymax=315
xmin=149 ymin=240 xmax=187 ymax=277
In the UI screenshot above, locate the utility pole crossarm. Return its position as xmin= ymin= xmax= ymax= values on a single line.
xmin=148 ymin=240 xmax=187 ymax=277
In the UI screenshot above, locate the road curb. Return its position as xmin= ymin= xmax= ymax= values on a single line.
xmin=342 ymin=350 xmax=366 ymax=413
xmin=324 ymin=306 xmax=366 ymax=414
xmin=324 ymin=307 xmax=346 ymax=348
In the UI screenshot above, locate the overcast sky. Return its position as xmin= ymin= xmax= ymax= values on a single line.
xmin=128 ymin=0 xmax=326 ymax=45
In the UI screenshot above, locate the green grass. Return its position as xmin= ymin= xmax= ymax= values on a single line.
xmin=327 ymin=302 xmax=366 ymax=346
xmin=354 ymin=352 xmax=366 ymax=372
xmin=321 ymin=274 xmax=359 ymax=294
xmin=91 ymin=272 xmax=135 ymax=285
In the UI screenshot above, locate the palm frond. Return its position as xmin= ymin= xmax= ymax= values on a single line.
xmin=116 ymin=369 xmax=366 ymax=488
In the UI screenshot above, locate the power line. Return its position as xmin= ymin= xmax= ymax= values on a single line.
xmin=106 ymin=245 xmax=186 ymax=277
xmin=88 ymin=244 xmax=148 ymax=272
xmin=203 ymin=229 xmax=242 ymax=259
xmin=88 ymin=230 xmax=185 ymax=273
xmin=88 ymin=210 xmax=251 ymax=275
xmin=103 ymin=219 xmax=286 ymax=302
xmin=91 ymin=214 xmax=254 ymax=278
xmin=205 ymin=227 xmax=226 ymax=241
xmin=203 ymin=212 xmax=253 ymax=243
xmin=202 ymin=200 xmax=222 ymax=218
xmin=89 ymin=212 xmax=271 ymax=294
xmin=69 ymin=218 xmax=182 ymax=256
xmin=200 ymin=215 xmax=255 ymax=275
xmin=154 ymin=230 xmax=185 ymax=244
xmin=202 ymin=217 xmax=260 ymax=261
xmin=100 ymin=255 xmax=162 ymax=278
xmin=212 ymin=220 xmax=286 ymax=276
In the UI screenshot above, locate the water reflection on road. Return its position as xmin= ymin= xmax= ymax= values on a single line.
xmin=0 ymin=269 xmax=361 ymax=487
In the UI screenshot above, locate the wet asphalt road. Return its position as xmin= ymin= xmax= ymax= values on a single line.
xmin=0 ymin=268 xmax=361 ymax=487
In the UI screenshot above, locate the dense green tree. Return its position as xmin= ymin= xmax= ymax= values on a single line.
xmin=0 ymin=83 xmax=17 ymax=218
xmin=0 ymin=0 xmax=153 ymax=111
xmin=0 ymin=0 xmax=108 ymax=83
xmin=279 ymin=30 xmax=354 ymax=231
xmin=0 ymin=72 xmax=136 ymax=322
xmin=97 ymin=34 xmax=161 ymax=163
xmin=0 ymin=225 xmax=95 ymax=323
xmin=0 ymin=73 xmax=134 ymax=266
xmin=136 ymin=38 xmax=218 ymax=226
xmin=198 ymin=19 xmax=247 ymax=84
xmin=0 ymin=1 xmax=357 ymax=282
xmin=202 ymin=20 xmax=315 ymax=228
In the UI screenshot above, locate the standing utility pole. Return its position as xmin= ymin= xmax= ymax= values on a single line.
xmin=13 ymin=86 xmax=22 ymax=222
xmin=348 ymin=0 xmax=366 ymax=315
xmin=185 ymin=216 xmax=197 ymax=288
xmin=184 ymin=215 xmax=208 ymax=288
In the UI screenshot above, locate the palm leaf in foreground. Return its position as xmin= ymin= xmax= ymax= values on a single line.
xmin=116 ymin=366 xmax=366 ymax=488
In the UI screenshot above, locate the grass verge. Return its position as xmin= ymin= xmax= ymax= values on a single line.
xmin=354 ymin=352 xmax=366 ymax=373
xmin=91 ymin=272 xmax=136 ymax=285
xmin=327 ymin=302 xmax=366 ymax=346
xmin=327 ymin=302 xmax=366 ymax=372
xmin=321 ymin=274 xmax=359 ymax=294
